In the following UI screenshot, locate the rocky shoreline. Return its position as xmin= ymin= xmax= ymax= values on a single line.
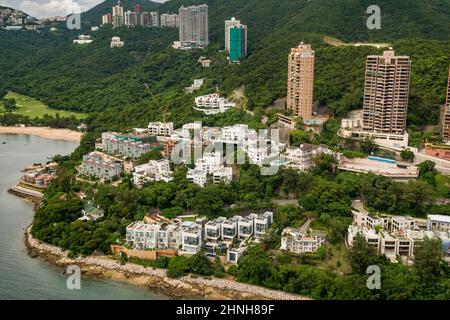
xmin=25 ymin=227 xmax=310 ymax=300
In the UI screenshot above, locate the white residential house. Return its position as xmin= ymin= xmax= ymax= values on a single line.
xmin=212 ymin=167 xmax=233 ymax=184
xmin=186 ymin=169 xmax=207 ymax=187
xmin=427 ymin=215 xmax=450 ymax=232
xmin=281 ymin=227 xmax=327 ymax=253
xmin=238 ymin=214 xmax=257 ymax=240
xmin=186 ymin=152 xmax=232 ymax=187
xmin=221 ymin=124 xmax=252 ymax=145
xmin=254 ymin=211 xmax=274 ymax=240
xmin=133 ymin=159 xmax=174 ymax=187
xmin=221 ymin=216 xmax=241 ymax=243
xmin=194 ymin=93 xmax=236 ymax=115
xmin=205 ymin=217 xmax=226 ymax=242
xmin=282 ymin=144 xmax=332 ymax=171
xmin=110 ymin=36 xmax=124 ymax=48
xmin=148 ymin=122 xmax=174 ymax=136
xmin=185 ymin=78 xmax=204 ymax=93
xmin=246 ymin=138 xmax=285 ymax=167
xmin=181 ymin=222 xmax=203 ymax=255
xmin=227 ymin=245 xmax=246 ymax=265
xmin=73 ymin=34 xmax=93 ymax=44
xmin=125 ymin=221 xmax=182 ymax=250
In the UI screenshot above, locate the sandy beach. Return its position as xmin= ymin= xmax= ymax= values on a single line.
xmin=0 ymin=126 xmax=82 ymax=142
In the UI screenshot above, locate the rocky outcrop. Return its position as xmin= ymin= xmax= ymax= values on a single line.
xmin=25 ymin=227 xmax=310 ymax=300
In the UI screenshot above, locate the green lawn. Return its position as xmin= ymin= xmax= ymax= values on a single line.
xmin=0 ymin=92 xmax=87 ymax=119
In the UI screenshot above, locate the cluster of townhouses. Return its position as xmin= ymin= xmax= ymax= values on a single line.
xmin=81 ymin=151 xmax=124 ymax=180
xmin=146 ymin=121 xmax=332 ymax=172
xmin=186 ymin=152 xmax=233 ymax=187
xmin=125 ymin=211 xmax=274 ymax=264
xmin=100 ymin=132 xmax=155 ymax=159
xmin=80 ymin=119 xmax=336 ymax=184
xmin=133 ymin=159 xmax=173 ymax=187
xmin=347 ymin=200 xmax=450 ymax=262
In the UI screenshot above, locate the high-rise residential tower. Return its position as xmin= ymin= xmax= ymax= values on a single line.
xmin=362 ymin=50 xmax=411 ymax=134
xmin=286 ymin=43 xmax=315 ymax=120
xmin=112 ymin=1 xmax=124 ymax=27
xmin=441 ymin=68 xmax=450 ymax=142
xmin=178 ymin=4 xmax=208 ymax=48
xmin=150 ymin=11 xmax=159 ymax=27
xmin=229 ymin=25 xmax=247 ymax=63
xmin=124 ymin=11 xmax=138 ymax=26
xmin=161 ymin=13 xmax=179 ymax=28
xmin=225 ymin=17 xmax=241 ymax=52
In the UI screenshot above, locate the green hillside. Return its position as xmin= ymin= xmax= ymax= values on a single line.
xmin=0 ymin=0 xmax=449 ymax=131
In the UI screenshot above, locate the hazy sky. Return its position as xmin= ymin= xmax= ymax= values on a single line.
xmin=0 ymin=0 xmax=168 ymax=18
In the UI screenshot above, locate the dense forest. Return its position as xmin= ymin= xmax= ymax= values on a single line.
xmin=0 ymin=0 xmax=449 ymax=132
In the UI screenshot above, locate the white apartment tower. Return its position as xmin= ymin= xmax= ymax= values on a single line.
xmin=112 ymin=1 xmax=124 ymax=28
xmin=178 ymin=4 xmax=209 ymax=48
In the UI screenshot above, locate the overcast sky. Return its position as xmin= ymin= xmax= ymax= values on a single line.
xmin=0 ymin=0 xmax=168 ymax=18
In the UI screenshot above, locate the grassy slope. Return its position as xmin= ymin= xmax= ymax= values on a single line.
xmin=0 ymin=92 xmax=86 ymax=119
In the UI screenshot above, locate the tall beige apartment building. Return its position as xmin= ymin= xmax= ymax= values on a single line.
xmin=441 ymin=68 xmax=450 ymax=142
xmin=286 ymin=43 xmax=315 ymax=120
xmin=362 ymin=50 xmax=411 ymax=134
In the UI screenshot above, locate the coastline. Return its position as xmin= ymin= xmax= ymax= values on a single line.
xmin=0 ymin=126 xmax=82 ymax=142
xmin=24 ymin=227 xmax=310 ymax=300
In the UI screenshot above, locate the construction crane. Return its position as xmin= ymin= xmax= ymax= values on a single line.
xmin=144 ymin=83 xmax=169 ymax=123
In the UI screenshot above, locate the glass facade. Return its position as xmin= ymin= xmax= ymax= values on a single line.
xmin=229 ymin=26 xmax=246 ymax=62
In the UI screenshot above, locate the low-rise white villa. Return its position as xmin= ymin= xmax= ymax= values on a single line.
xmin=281 ymin=144 xmax=332 ymax=171
xmin=148 ymin=122 xmax=174 ymax=136
xmin=186 ymin=152 xmax=233 ymax=187
xmin=280 ymin=227 xmax=327 ymax=253
xmin=194 ymin=93 xmax=236 ymax=115
xmin=73 ymin=34 xmax=93 ymax=44
xmin=133 ymin=159 xmax=173 ymax=187
xmin=180 ymin=221 xmax=203 ymax=255
xmin=427 ymin=215 xmax=450 ymax=232
xmin=110 ymin=36 xmax=124 ymax=48
xmin=185 ymin=78 xmax=204 ymax=93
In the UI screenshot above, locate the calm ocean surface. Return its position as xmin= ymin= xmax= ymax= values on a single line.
xmin=0 ymin=133 xmax=167 ymax=300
